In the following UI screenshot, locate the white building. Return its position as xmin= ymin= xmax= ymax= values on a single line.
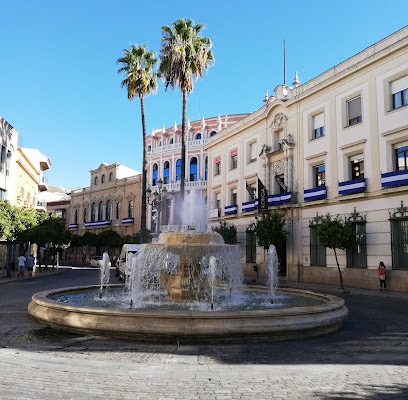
xmin=205 ymin=26 xmax=408 ymax=293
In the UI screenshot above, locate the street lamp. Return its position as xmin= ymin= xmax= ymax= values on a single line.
xmin=146 ymin=178 xmax=173 ymax=236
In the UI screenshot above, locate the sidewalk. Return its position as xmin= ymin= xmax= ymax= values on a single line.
xmin=0 ymin=265 xmax=61 ymax=284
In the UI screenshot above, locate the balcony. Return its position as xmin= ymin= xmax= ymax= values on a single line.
xmin=381 ymin=170 xmax=408 ymax=188
xmin=268 ymin=192 xmax=292 ymax=206
xmin=84 ymin=220 xmax=111 ymax=228
xmin=225 ymin=204 xmax=238 ymax=215
xmin=242 ymin=200 xmax=257 ymax=213
xmin=38 ymin=175 xmax=48 ymax=191
xmin=69 ymin=223 xmax=79 ymax=229
xmin=338 ymin=178 xmax=366 ymax=195
xmin=304 ymin=186 xmax=327 ymax=202
xmin=122 ymin=217 xmax=134 ymax=224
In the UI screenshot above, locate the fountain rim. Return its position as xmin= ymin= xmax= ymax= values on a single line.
xmin=29 ymin=284 xmax=346 ymax=317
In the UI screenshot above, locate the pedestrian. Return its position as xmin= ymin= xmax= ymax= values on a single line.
xmin=17 ymin=254 xmax=26 ymax=278
xmin=378 ymin=261 xmax=387 ymax=291
xmin=82 ymin=252 xmax=86 ymax=263
xmin=26 ymin=254 xmax=35 ymax=277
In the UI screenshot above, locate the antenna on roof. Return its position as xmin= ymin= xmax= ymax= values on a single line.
xmin=283 ymin=40 xmax=286 ymax=85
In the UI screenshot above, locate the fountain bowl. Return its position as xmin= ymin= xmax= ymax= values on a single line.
xmin=28 ymin=285 xmax=348 ymax=343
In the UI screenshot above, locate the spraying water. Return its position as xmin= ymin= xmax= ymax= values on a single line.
xmin=181 ymin=189 xmax=207 ymax=232
xmin=99 ymin=251 xmax=111 ymax=298
xmin=267 ymin=244 xmax=280 ymax=302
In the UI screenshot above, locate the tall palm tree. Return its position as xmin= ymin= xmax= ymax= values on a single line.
xmin=117 ymin=45 xmax=158 ymax=243
xmin=159 ymin=18 xmax=214 ymax=199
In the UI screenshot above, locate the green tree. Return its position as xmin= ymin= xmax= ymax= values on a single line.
xmin=96 ymin=229 xmax=123 ymax=251
xmin=317 ymin=213 xmax=353 ymax=292
xmin=117 ymin=44 xmax=159 ymax=244
xmin=252 ymin=211 xmax=287 ymax=251
xmin=159 ymin=18 xmax=214 ymax=199
xmin=212 ymin=220 xmax=237 ymax=244
xmin=122 ymin=232 xmax=141 ymax=244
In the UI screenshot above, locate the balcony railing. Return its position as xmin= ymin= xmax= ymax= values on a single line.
xmin=122 ymin=217 xmax=134 ymax=224
xmin=69 ymin=223 xmax=79 ymax=229
xmin=225 ymin=204 xmax=238 ymax=215
xmin=304 ymin=186 xmax=327 ymax=202
xmin=268 ymin=192 xmax=292 ymax=206
xmin=242 ymin=200 xmax=257 ymax=212
xmin=381 ymin=170 xmax=408 ymax=188
xmin=338 ymin=178 xmax=366 ymax=195
xmin=84 ymin=220 xmax=111 ymax=228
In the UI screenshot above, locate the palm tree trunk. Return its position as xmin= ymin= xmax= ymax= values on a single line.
xmin=180 ymin=89 xmax=187 ymax=200
xmin=139 ymin=97 xmax=148 ymax=243
xmin=334 ymin=248 xmax=345 ymax=292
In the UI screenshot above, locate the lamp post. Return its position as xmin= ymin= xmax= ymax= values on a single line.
xmin=146 ymin=178 xmax=173 ymax=236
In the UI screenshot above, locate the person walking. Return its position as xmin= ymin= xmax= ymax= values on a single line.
xmin=378 ymin=261 xmax=387 ymax=291
xmin=26 ymin=254 xmax=35 ymax=277
xmin=17 ymin=254 xmax=26 ymax=278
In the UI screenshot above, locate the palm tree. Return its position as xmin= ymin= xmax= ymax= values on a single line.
xmin=117 ymin=45 xmax=158 ymax=243
xmin=159 ymin=18 xmax=214 ymax=199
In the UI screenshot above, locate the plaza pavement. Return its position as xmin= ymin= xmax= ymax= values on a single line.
xmin=0 ymin=267 xmax=407 ymax=399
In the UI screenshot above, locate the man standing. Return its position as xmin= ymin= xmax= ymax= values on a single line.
xmin=17 ymin=254 xmax=26 ymax=278
xmin=26 ymin=254 xmax=35 ymax=277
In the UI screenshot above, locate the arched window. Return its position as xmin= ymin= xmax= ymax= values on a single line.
xmin=94 ymin=176 xmax=98 ymax=185
xmin=98 ymin=201 xmax=103 ymax=220
xmin=163 ymin=161 xmax=170 ymax=184
xmin=109 ymin=172 xmax=113 ymax=181
xmin=74 ymin=209 xmax=78 ymax=224
xmin=91 ymin=202 xmax=96 ymax=222
xmin=106 ymin=200 xmax=111 ymax=220
xmin=195 ymin=133 xmax=201 ymax=140
xmin=147 ymin=144 xmax=152 ymax=152
xmin=116 ymin=202 xmax=121 ymax=220
xmin=190 ymin=157 xmax=198 ymax=181
xmin=152 ymin=164 xmax=158 ymax=186
xmin=101 ymin=174 xmax=105 ymax=183
xmin=83 ymin=208 xmax=87 ymax=223
xmin=169 ymin=138 xmax=173 ymax=144
xmin=204 ymin=156 xmax=208 ymax=180
xmin=128 ymin=200 xmax=134 ymax=218
xmin=176 ymin=159 xmax=181 ymax=182
xmin=210 ymin=130 xmax=217 ymax=137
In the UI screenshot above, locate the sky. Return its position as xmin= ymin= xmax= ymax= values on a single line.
xmin=1 ymin=1 xmax=407 ymax=189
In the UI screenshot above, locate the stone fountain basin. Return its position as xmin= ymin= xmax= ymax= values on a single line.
xmin=28 ymin=285 xmax=348 ymax=343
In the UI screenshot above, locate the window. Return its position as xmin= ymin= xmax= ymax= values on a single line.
xmin=215 ymin=157 xmax=221 ymax=176
xmin=74 ymin=209 xmax=78 ymax=224
xmin=395 ymin=145 xmax=408 ymax=170
xmin=249 ymin=142 xmax=257 ymax=163
xmin=204 ymin=156 xmax=208 ymax=180
xmin=310 ymin=225 xmax=326 ymax=266
xmin=195 ymin=133 xmax=201 ymax=140
xmin=230 ymin=149 xmax=238 ymax=170
xmin=83 ymin=208 xmax=87 ymax=223
xmin=210 ymin=130 xmax=217 ymax=137
xmin=189 ymin=157 xmax=198 ymax=181
xmin=176 ymin=159 xmax=181 ymax=182
xmin=346 ymin=221 xmax=367 ymax=268
xmin=94 ymin=176 xmax=98 ymax=185
xmin=163 ymin=161 xmax=170 ymax=184
xmin=101 ymin=174 xmax=105 ymax=183
xmin=314 ymin=165 xmax=325 ymax=187
xmin=275 ymin=174 xmax=287 ymax=194
xmin=152 ymin=164 xmax=158 ymax=186
xmin=91 ymin=202 xmax=96 ymax=222
xmin=98 ymin=201 xmax=103 ymax=220
xmin=230 ymin=188 xmax=237 ymax=205
xmin=128 ymin=200 xmax=134 ymax=218
xmin=391 ymin=76 xmax=408 ymax=110
xmin=109 ymin=172 xmax=113 ymax=182
xmin=390 ymin=216 xmax=408 ymax=270
xmin=347 ymin=96 xmax=362 ymax=126
xmin=106 ymin=200 xmax=111 ymax=220
xmin=169 ymin=138 xmax=173 ymax=144
xmin=351 ymin=157 xmax=364 ymax=179
xmin=312 ymin=113 xmax=325 ymax=139
xmin=215 ymin=192 xmax=221 ymax=214
xmin=116 ymin=202 xmax=121 ymax=220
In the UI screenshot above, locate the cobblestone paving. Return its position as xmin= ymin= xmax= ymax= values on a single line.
xmin=1 ymin=269 xmax=408 ymax=399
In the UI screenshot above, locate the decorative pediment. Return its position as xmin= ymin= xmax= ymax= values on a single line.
xmin=270 ymin=113 xmax=288 ymax=132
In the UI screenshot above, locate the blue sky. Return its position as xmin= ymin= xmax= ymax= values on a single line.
xmin=1 ymin=1 xmax=407 ymax=189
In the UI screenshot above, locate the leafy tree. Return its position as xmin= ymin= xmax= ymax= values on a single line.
xmin=0 ymin=200 xmax=44 ymax=241
xmin=317 ymin=213 xmax=353 ymax=292
xmin=212 ymin=220 xmax=237 ymax=244
xmin=252 ymin=211 xmax=287 ymax=250
xmin=122 ymin=232 xmax=141 ymax=244
xmin=160 ymin=18 xmax=214 ymax=199
xmin=117 ymin=44 xmax=159 ymax=244
xmin=96 ymin=229 xmax=123 ymax=250
xmin=80 ymin=231 xmax=98 ymax=247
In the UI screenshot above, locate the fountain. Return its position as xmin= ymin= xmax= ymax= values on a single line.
xmin=28 ymin=190 xmax=348 ymax=343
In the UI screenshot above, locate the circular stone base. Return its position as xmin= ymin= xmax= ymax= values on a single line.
xmin=28 ymin=286 xmax=348 ymax=344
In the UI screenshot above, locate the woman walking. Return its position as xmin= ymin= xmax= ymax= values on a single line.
xmin=378 ymin=261 xmax=387 ymax=291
